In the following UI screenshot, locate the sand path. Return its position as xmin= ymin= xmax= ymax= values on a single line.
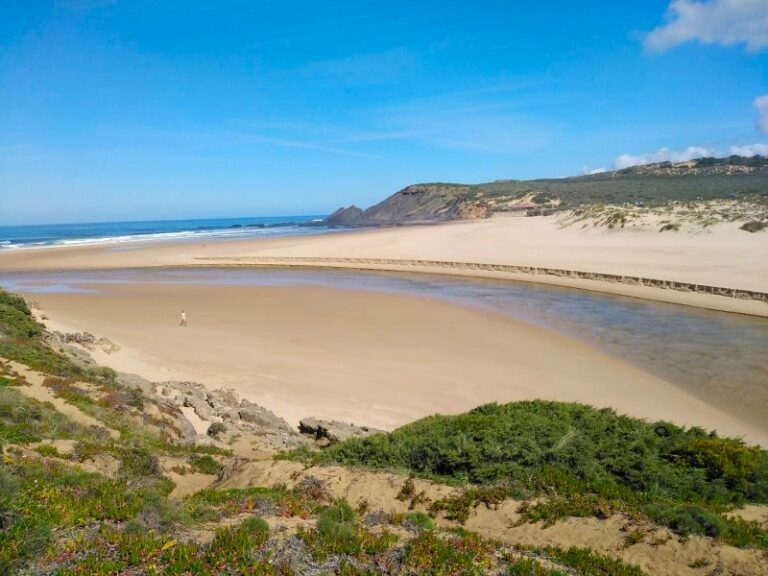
xmin=2 ymin=359 xmax=119 ymax=438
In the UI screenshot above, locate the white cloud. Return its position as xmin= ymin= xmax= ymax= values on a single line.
xmin=754 ymin=95 xmax=768 ymax=134
xmin=581 ymin=166 xmax=607 ymax=175
xmin=613 ymin=146 xmax=717 ymax=169
xmin=729 ymin=142 xmax=768 ymax=156
xmin=645 ymin=0 xmax=768 ymax=52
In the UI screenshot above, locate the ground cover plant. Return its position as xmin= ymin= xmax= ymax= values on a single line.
xmin=0 ymin=283 xmax=762 ymax=573
xmin=304 ymin=401 xmax=768 ymax=547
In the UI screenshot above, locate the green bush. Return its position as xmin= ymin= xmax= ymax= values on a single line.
xmin=403 ymin=511 xmax=435 ymax=531
xmin=507 ymin=557 xmax=566 ymax=575
xmin=189 ymin=454 xmax=222 ymax=476
xmin=317 ymin=401 xmax=768 ymax=506
xmin=0 ymin=387 xmax=84 ymax=445
xmin=119 ymin=447 xmax=162 ymax=477
xmin=740 ymin=220 xmax=766 ymax=232
xmin=34 ymin=444 xmax=62 ymax=458
xmin=0 ymin=288 xmax=114 ymax=384
xmin=675 ymin=437 xmax=767 ymax=497
xmin=316 ymin=501 xmax=360 ymax=548
xmin=0 ymin=457 xmax=176 ymax=573
xmin=299 ymin=501 xmax=397 ymax=560
xmin=644 ymin=503 xmax=768 ymax=547
xmin=206 ymin=422 xmax=226 ymax=438
xmin=207 ymin=516 xmax=269 ymax=567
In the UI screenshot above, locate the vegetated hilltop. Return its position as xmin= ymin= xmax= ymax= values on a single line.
xmin=325 ymin=155 xmax=768 ymax=226
xmin=2 ymin=286 xmax=768 ymax=575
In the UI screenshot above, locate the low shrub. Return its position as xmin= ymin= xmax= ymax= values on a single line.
xmin=740 ymin=220 xmax=766 ymax=232
xmin=401 ymin=530 xmax=495 ymax=575
xmin=316 ymin=401 xmax=768 ymax=507
xmin=189 ymin=454 xmax=222 ymax=476
xmin=34 ymin=444 xmax=62 ymax=458
xmin=119 ymin=447 xmax=162 ymax=477
xmin=403 ymin=511 xmax=435 ymax=531
xmin=644 ymin=503 xmax=768 ymax=547
xmin=206 ymin=516 xmax=269 ymax=568
xmin=206 ymin=422 xmax=226 ymax=438
xmin=299 ymin=501 xmax=397 ymax=560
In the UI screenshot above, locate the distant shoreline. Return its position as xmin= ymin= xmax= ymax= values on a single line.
xmin=1 ymin=214 xmax=766 ymax=317
xmin=0 ymin=214 xmax=330 ymax=250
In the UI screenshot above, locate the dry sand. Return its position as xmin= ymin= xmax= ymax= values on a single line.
xmin=2 ymin=215 xmax=767 ymax=441
xmin=1 ymin=215 xmax=766 ymax=315
xmin=26 ymin=282 xmax=768 ymax=445
xmin=222 ymin=459 xmax=768 ymax=576
xmin=3 ymin=359 xmax=119 ymax=439
xmin=3 ymin=217 xmax=766 ymax=575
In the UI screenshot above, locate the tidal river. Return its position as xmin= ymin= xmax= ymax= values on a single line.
xmin=2 ymin=267 xmax=767 ymax=433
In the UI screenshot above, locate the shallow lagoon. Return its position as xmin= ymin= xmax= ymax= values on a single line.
xmin=2 ymin=267 xmax=766 ymax=433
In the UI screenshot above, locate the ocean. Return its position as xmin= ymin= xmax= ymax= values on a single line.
xmin=0 ymin=215 xmax=330 ymax=250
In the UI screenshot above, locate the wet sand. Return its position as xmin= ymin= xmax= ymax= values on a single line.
xmin=2 ymin=215 xmax=766 ymax=316
xmin=26 ymin=281 xmax=768 ymax=445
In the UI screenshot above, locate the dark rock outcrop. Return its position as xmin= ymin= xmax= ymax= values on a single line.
xmin=324 ymin=184 xmax=481 ymax=227
xmin=160 ymin=380 xmax=306 ymax=450
xmin=299 ymin=417 xmax=383 ymax=445
xmin=363 ymin=184 xmax=469 ymax=224
xmin=325 ymin=206 xmax=367 ymax=226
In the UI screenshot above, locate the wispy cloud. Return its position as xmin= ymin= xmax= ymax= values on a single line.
xmin=359 ymin=82 xmax=564 ymax=154
xmin=298 ymin=48 xmax=416 ymax=85
xmin=125 ymin=126 xmax=382 ymax=159
xmin=613 ymin=141 xmax=768 ymax=169
xmin=581 ymin=166 xmax=607 ymax=175
xmin=0 ymin=145 xmax=44 ymax=164
xmin=614 ymin=146 xmax=718 ymax=169
xmin=232 ymin=78 xmax=564 ymax=155
xmin=729 ymin=142 xmax=768 ymax=156
xmin=645 ymin=0 xmax=768 ymax=52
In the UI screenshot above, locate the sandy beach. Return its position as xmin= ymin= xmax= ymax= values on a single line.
xmin=2 ymin=215 xmax=767 ymax=443
xmin=22 ymin=280 xmax=768 ymax=445
xmin=1 ymin=215 xmax=766 ymax=316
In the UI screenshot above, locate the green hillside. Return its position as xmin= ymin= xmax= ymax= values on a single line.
xmin=468 ymin=156 xmax=768 ymax=208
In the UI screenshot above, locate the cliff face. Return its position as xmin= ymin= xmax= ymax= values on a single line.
xmin=324 ymin=156 xmax=768 ymax=227
xmin=325 ymin=206 xmax=366 ymax=226
xmin=325 ymin=184 xmax=488 ymax=226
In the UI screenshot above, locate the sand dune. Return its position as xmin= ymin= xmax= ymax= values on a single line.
xmin=2 ymin=215 xmax=766 ymax=316
xmin=2 ymin=215 xmax=767 ymax=443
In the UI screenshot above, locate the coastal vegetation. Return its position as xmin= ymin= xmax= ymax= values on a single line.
xmin=297 ymin=401 xmax=768 ymax=548
xmin=326 ymin=156 xmax=768 ymax=228
xmin=1 ymin=284 xmax=766 ymax=574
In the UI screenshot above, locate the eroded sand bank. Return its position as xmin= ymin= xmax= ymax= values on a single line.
xmin=2 ymin=215 xmax=766 ymax=315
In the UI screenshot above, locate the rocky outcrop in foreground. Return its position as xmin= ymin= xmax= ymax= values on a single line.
xmin=158 ymin=380 xmax=306 ymax=451
xmin=45 ymin=327 xmax=383 ymax=451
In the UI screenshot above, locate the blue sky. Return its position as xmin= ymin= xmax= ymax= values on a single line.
xmin=1 ymin=0 xmax=767 ymax=224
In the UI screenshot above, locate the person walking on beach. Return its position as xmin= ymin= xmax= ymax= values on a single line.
xmin=179 ymin=310 xmax=187 ymax=327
